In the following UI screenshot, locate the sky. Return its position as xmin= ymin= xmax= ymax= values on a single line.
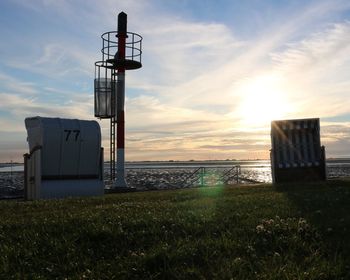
xmin=0 ymin=0 xmax=350 ymax=162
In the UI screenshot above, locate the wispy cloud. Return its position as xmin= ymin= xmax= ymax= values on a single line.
xmin=0 ymin=92 xmax=94 ymax=126
xmin=321 ymin=121 xmax=350 ymax=157
xmin=0 ymin=73 xmax=38 ymax=95
xmin=6 ymin=43 xmax=97 ymax=80
xmin=270 ymin=21 xmax=350 ymax=117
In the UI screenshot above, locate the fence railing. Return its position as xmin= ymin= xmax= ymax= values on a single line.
xmin=2 ymin=163 xmax=349 ymax=198
xmin=105 ymin=165 xmax=243 ymax=190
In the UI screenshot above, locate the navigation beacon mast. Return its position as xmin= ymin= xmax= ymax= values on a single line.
xmin=94 ymin=12 xmax=142 ymax=188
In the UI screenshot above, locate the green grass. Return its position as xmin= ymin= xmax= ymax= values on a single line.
xmin=1 ymin=180 xmax=350 ymax=279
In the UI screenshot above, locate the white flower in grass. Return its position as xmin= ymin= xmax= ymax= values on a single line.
xmin=256 ymin=224 xmax=264 ymax=233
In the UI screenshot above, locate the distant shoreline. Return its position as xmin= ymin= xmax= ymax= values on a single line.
xmin=1 ymin=158 xmax=350 ymax=166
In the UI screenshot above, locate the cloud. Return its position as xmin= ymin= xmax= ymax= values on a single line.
xmin=321 ymin=121 xmax=350 ymax=157
xmin=6 ymin=43 xmax=97 ymax=80
xmin=0 ymin=73 xmax=38 ymax=95
xmin=269 ymin=21 xmax=350 ymax=118
xmin=0 ymin=92 xmax=94 ymax=124
xmin=122 ymin=93 xmax=273 ymax=160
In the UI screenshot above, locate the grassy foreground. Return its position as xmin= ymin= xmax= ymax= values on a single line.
xmin=1 ymin=180 xmax=350 ymax=279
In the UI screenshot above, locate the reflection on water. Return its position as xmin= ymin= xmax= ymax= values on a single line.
xmin=241 ymin=167 xmax=272 ymax=183
xmin=0 ymin=165 xmax=23 ymax=172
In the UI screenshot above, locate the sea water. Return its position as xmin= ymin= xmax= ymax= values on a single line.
xmin=1 ymin=159 xmax=350 ymax=184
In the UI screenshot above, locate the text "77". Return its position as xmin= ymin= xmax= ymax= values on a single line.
xmin=64 ymin=130 xmax=80 ymax=142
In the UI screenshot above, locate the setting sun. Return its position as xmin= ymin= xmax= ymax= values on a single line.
xmin=237 ymin=75 xmax=294 ymax=126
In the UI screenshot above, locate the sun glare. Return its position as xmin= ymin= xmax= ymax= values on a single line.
xmin=236 ymin=75 xmax=293 ymax=127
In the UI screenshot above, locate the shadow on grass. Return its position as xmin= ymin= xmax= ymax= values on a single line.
xmin=274 ymin=179 xmax=350 ymax=263
xmin=1 ymin=180 xmax=350 ymax=279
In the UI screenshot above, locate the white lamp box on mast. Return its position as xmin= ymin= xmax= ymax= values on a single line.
xmin=24 ymin=116 xmax=104 ymax=199
xmin=94 ymin=74 xmax=116 ymax=118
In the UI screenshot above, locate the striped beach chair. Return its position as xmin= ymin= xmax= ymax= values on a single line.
xmin=270 ymin=118 xmax=326 ymax=183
